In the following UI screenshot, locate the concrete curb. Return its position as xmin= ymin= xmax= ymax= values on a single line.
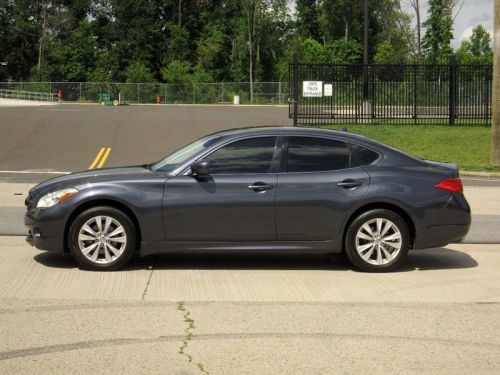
xmin=461 ymin=171 xmax=500 ymax=178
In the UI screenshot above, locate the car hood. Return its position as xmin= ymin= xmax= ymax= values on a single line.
xmin=29 ymin=166 xmax=154 ymax=198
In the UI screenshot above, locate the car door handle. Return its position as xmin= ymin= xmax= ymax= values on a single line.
xmin=248 ymin=182 xmax=273 ymax=192
xmin=336 ymin=179 xmax=362 ymax=189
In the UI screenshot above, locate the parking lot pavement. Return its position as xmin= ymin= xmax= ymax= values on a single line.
xmin=1 ymin=237 xmax=499 ymax=303
xmin=0 ymin=237 xmax=499 ymax=374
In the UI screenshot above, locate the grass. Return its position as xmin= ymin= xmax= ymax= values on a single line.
xmin=322 ymin=124 xmax=500 ymax=173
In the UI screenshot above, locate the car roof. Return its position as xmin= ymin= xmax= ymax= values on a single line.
xmin=210 ymin=126 xmax=382 ymax=147
xmin=208 ymin=126 xmax=422 ymax=166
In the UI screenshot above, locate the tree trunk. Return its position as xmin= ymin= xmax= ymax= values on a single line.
xmin=492 ymin=0 xmax=500 ymax=165
xmin=415 ymin=0 xmax=422 ymax=56
xmin=343 ymin=17 xmax=349 ymax=41
xmin=37 ymin=6 xmax=47 ymax=72
xmin=246 ymin=1 xmax=256 ymax=104
xmin=178 ymin=0 xmax=182 ymax=27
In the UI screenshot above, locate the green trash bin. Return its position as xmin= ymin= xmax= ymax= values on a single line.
xmin=98 ymin=93 xmax=113 ymax=106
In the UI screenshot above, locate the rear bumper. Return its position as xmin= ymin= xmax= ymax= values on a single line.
xmin=415 ymin=223 xmax=470 ymax=249
xmin=414 ymin=192 xmax=471 ymax=249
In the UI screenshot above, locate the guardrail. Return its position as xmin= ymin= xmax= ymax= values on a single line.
xmin=0 ymin=89 xmax=57 ymax=102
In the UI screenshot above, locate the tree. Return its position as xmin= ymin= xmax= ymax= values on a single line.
xmin=403 ymin=0 xmax=422 ymax=56
xmin=422 ymin=0 xmax=453 ymax=63
xmin=125 ymin=61 xmax=155 ymax=83
xmin=295 ymin=0 xmax=320 ymax=39
xmin=160 ymin=60 xmax=191 ymax=84
xmin=456 ymin=25 xmax=493 ymax=64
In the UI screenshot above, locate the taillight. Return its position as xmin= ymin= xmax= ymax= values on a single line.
xmin=435 ymin=178 xmax=463 ymax=193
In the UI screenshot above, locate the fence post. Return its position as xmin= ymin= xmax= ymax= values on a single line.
xmin=413 ymin=65 xmax=417 ymax=122
xmin=278 ymin=81 xmax=282 ymax=105
xmin=193 ymin=84 xmax=196 ymax=104
xmin=164 ymin=84 xmax=167 ymax=104
xmin=79 ymin=82 xmax=82 ymax=102
xmin=221 ymin=83 xmax=224 ymax=103
xmin=137 ymin=83 xmax=140 ymax=104
xmin=449 ymin=55 xmax=457 ymax=126
xmin=292 ymin=54 xmax=299 ymax=127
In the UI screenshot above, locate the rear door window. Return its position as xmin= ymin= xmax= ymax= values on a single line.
xmin=283 ymin=137 xmax=351 ymax=172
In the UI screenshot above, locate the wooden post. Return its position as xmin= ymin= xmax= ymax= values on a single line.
xmin=492 ymin=0 xmax=500 ymax=165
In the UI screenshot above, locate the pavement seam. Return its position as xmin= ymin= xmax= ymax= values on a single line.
xmin=176 ymin=301 xmax=209 ymax=375
xmin=141 ymin=267 xmax=154 ymax=301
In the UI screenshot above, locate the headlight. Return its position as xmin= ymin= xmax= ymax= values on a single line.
xmin=36 ymin=188 xmax=79 ymax=208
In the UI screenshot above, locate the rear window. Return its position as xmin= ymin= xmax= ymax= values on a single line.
xmin=282 ymin=136 xmax=379 ymax=173
xmin=350 ymin=144 xmax=379 ymax=167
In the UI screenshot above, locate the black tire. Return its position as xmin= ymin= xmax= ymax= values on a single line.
xmin=68 ymin=206 xmax=136 ymax=271
xmin=344 ymin=209 xmax=410 ymax=272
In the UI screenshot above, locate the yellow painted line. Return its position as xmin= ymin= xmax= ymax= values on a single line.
xmin=96 ymin=147 xmax=111 ymax=169
xmin=88 ymin=148 xmax=105 ymax=169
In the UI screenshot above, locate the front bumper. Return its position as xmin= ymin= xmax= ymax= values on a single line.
xmin=24 ymin=206 xmax=67 ymax=253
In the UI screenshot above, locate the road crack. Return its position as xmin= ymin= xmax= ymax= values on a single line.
xmin=141 ymin=266 xmax=154 ymax=301
xmin=176 ymin=301 xmax=209 ymax=374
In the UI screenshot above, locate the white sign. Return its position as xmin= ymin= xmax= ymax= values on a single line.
xmin=302 ymin=81 xmax=323 ymax=97
xmin=324 ymin=84 xmax=333 ymax=97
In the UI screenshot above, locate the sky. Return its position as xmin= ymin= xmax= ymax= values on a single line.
xmin=288 ymin=0 xmax=494 ymax=49
xmin=404 ymin=0 xmax=494 ymax=48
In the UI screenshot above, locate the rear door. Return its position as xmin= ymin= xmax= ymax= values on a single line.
xmin=163 ymin=136 xmax=280 ymax=242
xmin=276 ymin=136 xmax=374 ymax=241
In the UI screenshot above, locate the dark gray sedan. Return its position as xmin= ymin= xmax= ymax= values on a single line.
xmin=25 ymin=127 xmax=471 ymax=272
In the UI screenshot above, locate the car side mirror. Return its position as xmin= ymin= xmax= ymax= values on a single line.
xmin=190 ymin=161 xmax=210 ymax=176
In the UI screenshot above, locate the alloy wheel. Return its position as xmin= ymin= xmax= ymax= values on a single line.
xmin=355 ymin=218 xmax=402 ymax=266
xmin=77 ymin=215 xmax=127 ymax=264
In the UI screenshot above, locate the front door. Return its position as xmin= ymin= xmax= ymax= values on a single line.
xmin=163 ymin=136 xmax=279 ymax=242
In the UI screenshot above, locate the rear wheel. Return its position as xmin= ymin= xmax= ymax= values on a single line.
xmin=68 ymin=206 xmax=136 ymax=271
xmin=345 ymin=209 xmax=409 ymax=272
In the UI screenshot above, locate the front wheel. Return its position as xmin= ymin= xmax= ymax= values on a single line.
xmin=345 ymin=209 xmax=410 ymax=272
xmin=68 ymin=207 xmax=136 ymax=271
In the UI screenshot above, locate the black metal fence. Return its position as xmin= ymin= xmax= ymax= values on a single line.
xmin=289 ymin=57 xmax=492 ymax=126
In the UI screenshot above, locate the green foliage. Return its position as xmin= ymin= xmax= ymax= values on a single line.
xmin=374 ymin=40 xmax=407 ymax=64
xmin=161 ymin=60 xmax=192 ymax=84
xmin=296 ymin=0 xmax=320 ymax=39
xmin=422 ymin=0 xmax=453 ymax=63
xmin=125 ymin=62 xmax=156 ymax=83
xmin=456 ymin=25 xmax=493 ymax=64
xmin=0 ymin=0 xmax=492 ymax=84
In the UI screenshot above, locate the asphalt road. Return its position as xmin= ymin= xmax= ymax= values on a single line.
xmin=0 ymin=104 xmax=290 ymax=178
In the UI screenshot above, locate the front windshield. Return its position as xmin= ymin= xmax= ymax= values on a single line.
xmin=151 ymin=135 xmax=224 ymax=172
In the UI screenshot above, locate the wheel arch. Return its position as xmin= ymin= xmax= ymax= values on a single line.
xmin=342 ymin=202 xmax=416 ymax=252
xmin=64 ymin=199 xmax=142 ymax=253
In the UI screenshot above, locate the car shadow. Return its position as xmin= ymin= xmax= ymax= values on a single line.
xmin=34 ymin=247 xmax=478 ymax=272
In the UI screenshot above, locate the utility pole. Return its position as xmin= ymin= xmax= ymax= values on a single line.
xmin=492 ymin=0 xmax=500 ymax=165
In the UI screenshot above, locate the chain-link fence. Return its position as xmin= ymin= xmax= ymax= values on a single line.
xmin=0 ymin=82 xmax=289 ymax=105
